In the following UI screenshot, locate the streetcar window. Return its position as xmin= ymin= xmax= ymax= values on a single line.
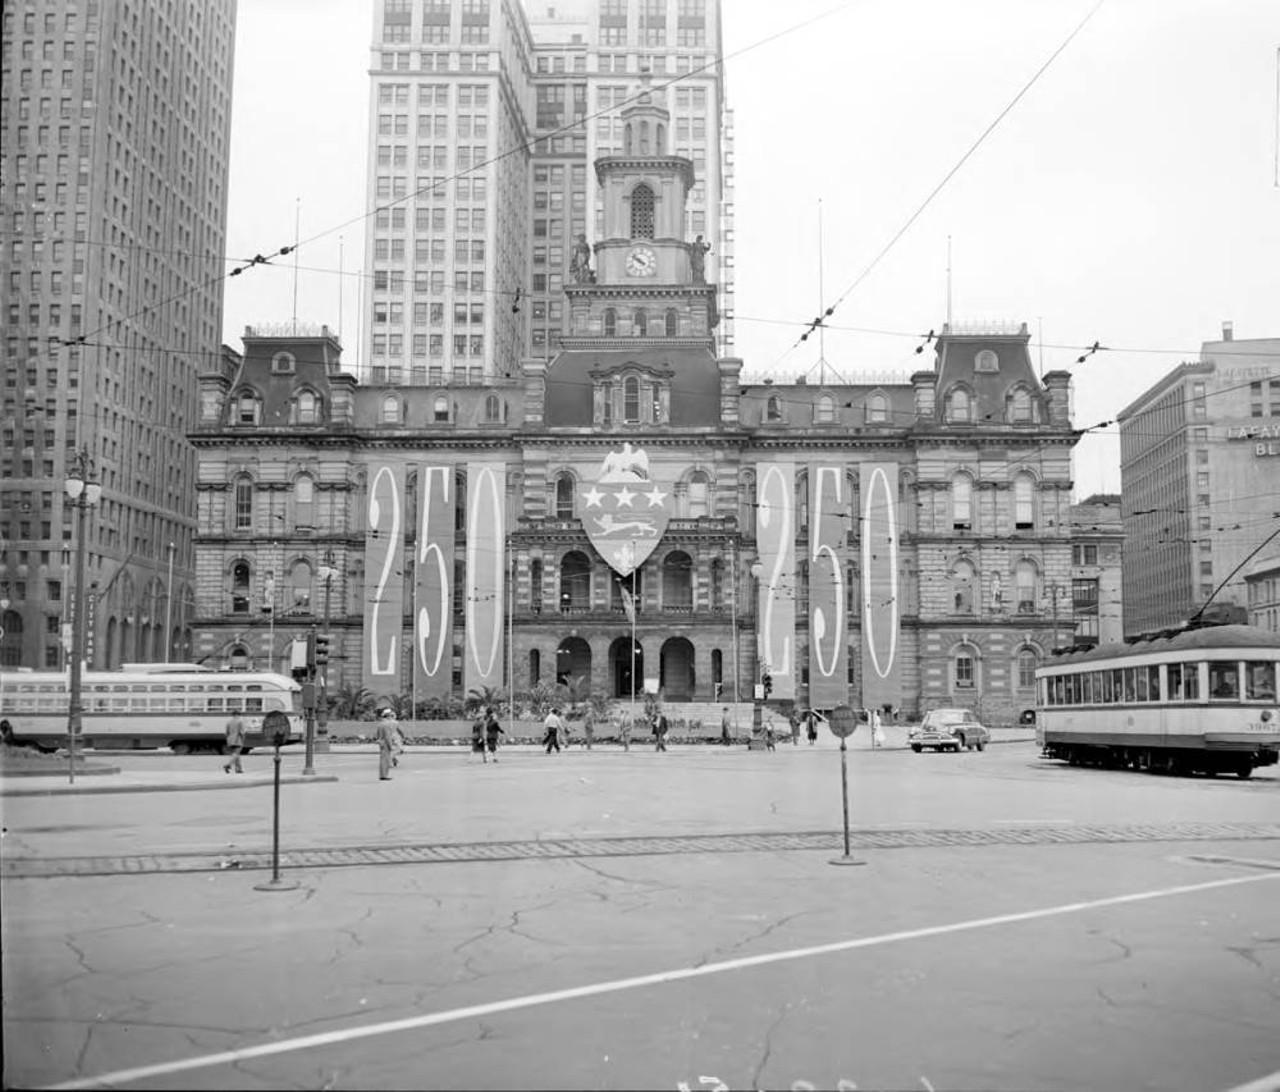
xmin=1168 ymin=663 xmax=1183 ymax=700
xmin=1245 ymin=662 xmax=1276 ymax=701
xmin=1184 ymin=663 xmax=1200 ymax=700
xmin=168 ymin=697 xmax=185 ymax=711
xmin=207 ymin=698 xmax=225 ymax=712
xmin=111 ymin=698 xmax=129 ymax=711
xmin=149 ymin=698 xmax=167 ymax=710
xmin=1101 ymin=670 xmax=1114 ymax=703
xmin=1145 ymin=666 xmax=1160 ymax=701
xmin=1208 ymin=663 xmax=1239 ymax=700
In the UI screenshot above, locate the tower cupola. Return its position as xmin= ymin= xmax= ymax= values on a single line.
xmin=620 ymin=69 xmax=670 ymax=156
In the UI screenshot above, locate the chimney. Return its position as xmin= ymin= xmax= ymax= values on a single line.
xmin=1222 ymin=320 xmax=1234 ymax=342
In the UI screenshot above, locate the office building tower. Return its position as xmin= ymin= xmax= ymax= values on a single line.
xmin=362 ymin=0 xmax=730 ymax=385
xmin=0 ymin=0 xmax=236 ymax=669
xmin=1118 ymin=324 xmax=1280 ymax=636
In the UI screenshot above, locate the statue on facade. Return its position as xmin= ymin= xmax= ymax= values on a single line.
xmin=569 ymin=234 xmax=595 ymax=284
xmin=688 ymin=235 xmax=711 ymax=283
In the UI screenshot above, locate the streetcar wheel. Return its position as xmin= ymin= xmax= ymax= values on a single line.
xmin=1236 ymin=764 xmax=1254 ymax=780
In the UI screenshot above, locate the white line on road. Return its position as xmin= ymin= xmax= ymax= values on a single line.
xmin=45 ymin=870 xmax=1280 ymax=1090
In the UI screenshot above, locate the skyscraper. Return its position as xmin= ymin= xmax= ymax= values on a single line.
xmin=362 ymin=0 xmax=730 ymax=386
xmin=0 ymin=0 xmax=236 ymax=669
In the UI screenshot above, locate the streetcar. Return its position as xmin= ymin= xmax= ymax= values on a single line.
xmin=1035 ymin=624 xmax=1280 ymax=778
xmin=0 ymin=663 xmax=304 ymax=754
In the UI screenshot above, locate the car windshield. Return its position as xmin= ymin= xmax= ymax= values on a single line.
xmin=925 ymin=711 xmax=968 ymax=726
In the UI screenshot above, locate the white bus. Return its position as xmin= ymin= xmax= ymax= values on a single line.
xmin=1035 ymin=624 xmax=1280 ymax=778
xmin=0 ymin=663 xmax=304 ymax=754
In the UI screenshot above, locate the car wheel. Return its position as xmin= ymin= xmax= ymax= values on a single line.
xmin=976 ymin=741 xmax=986 ymax=752
xmin=911 ymin=744 xmax=922 ymax=753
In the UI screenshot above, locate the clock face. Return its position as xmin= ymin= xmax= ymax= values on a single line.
xmin=626 ymin=246 xmax=657 ymax=277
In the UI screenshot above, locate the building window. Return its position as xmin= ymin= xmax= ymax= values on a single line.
xmin=952 ymin=474 xmax=972 ymax=530
xmin=634 ymin=309 xmax=647 ymax=336
xmin=623 ymin=377 xmax=640 ymax=423
xmin=296 ymin=390 xmax=319 ymax=424
xmin=955 ymin=652 xmax=975 ymax=688
xmin=271 ymin=352 xmax=296 ymax=374
xmin=295 ymin=476 xmax=315 ymax=527
xmin=687 ymin=471 xmax=710 ymax=518
xmin=766 ymin=395 xmax=782 ymax=422
xmin=630 ymin=184 xmax=655 ymax=239
xmin=1072 ymin=544 xmax=1098 ymax=566
xmin=975 ymin=349 xmax=999 ymax=373
xmin=946 ymin=387 xmax=972 ymax=423
xmin=1006 ymin=385 xmax=1034 ymax=423
xmin=236 ymin=392 xmax=260 ymax=425
xmin=484 ymin=393 xmax=502 ymax=422
xmin=1015 ymin=560 xmax=1039 ymax=614
xmin=555 ymin=473 xmax=575 ymax=518
xmin=382 ymin=395 xmax=401 ymax=424
xmin=433 ymin=394 xmax=449 ymax=422
xmin=815 ymin=395 xmax=835 ymax=424
xmin=951 ymin=559 xmax=976 ymax=614
xmin=231 ymin=562 xmax=251 ymax=614
xmin=1013 ymin=473 xmax=1035 ymax=530
xmin=665 ymin=308 xmax=677 ymax=336
xmin=603 ymin=308 xmax=617 ymax=336
xmin=1017 ymin=648 xmax=1038 ymax=689
xmin=866 ymin=393 xmax=888 ymax=423
xmin=234 ymin=478 xmax=253 ymax=531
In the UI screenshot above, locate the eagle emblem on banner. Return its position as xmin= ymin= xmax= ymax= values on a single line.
xmin=578 ymin=443 xmax=673 ymax=576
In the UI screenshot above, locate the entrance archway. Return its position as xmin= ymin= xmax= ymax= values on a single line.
xmin=660 ymin=637 xmax=696 ymax=700
xmin=556 ymin=636 xmax=592 ymax=687
xmin=609 ymin=636 xmax=644 ymax=699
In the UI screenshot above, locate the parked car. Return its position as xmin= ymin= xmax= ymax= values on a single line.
xmin=909 ymin=708 xmax=990 ymax=753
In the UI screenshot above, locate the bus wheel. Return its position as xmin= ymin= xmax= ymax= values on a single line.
xmin=170 ymin=742 xmax=191 ymax=755
xmin=1236 ymin=763 xmax=1254 ymax=780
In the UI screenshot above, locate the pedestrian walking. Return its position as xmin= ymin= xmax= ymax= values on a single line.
xmin=805 ymin=708 xmax=818 ymax=746
xmin=543 ymin=707 xmax=564 ymax=754
xmin=484 ymin=707 xmax=504 ymax=762
xmin=376 ymin=709 xmax=398 ymax=780
xmin=789 ymin=707 xmax=801 ymax=746
xmin=871 ymin=707 xmax=886 ymax=748
xmin=720 ymin=706 xmax=732 ymax=746
xmin=472 ymin=715 xmax=487 ymax=762
xmin=764 ymin=714 xmax=777 ymax=752
xmin=653 ymin=709 xmax=669 ymax=752
xmin=222 ymin=711 xmax=246 ymax=773
xmin=619 ymin=712 xmax=632 ymax=752
xmin=584 ymin=709 xmax=596 ymax=750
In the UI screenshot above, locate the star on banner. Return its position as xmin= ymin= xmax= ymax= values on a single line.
xmin=614 ymin=486 xmax=636 ymax=508
xmin=645 ymin=486 xmax=668 ymax=507
xmin=582 ymin=486 xmax=604 ymax=508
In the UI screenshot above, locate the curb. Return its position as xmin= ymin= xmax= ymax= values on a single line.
xmin=0 ymin=774 xmax=341 ymax=798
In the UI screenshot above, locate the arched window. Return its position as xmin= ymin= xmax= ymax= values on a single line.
xmin=560 ymin=550 xmax=591 ymax=611
xmin=951 ymin=473 xmax=973 ymax=531
xmin=952 ymin=559 xmax=976 ymax=614
xmin=623 ymin=376 xmax=641 ymax=423
xmin=655 ymin=122 xmax=666 ymax=153
xmin=381 ymin=395 xmax=400 ymax=424
xmin=529 ymin=648 xmax=541 ymax=685
xmin=229 ymin=644 xmax=251 ymax=672
xmin=867 ymin=393 xmax=889 ymax=423
xmin=630 ymin=184 xmax=655 ymax=238
xmin=234 ymin=476 xmax=253 ymax=531
xmin=236 ymin=391 xmax=260 ymax=425
xmin=1013 ymin=473 xmax=1035 ymax=529
xmin=432 ymin=393 xmax=449 ymax=422
xmin=975 ymin=349 xmax=999 ymax=373
xmin=687 ymin=471 xmax=710 ymax=518
xmin=603 ymin=308 xmax=617 ymax=336
xmin=766 ymin=395 xmax=782 ymax=422
xmin=1016 ymin=647 xmax=1039 ymax=690
xmin=295 ymin=475 xmax=315 ymax=528
xmin=296 ymin=390 xmax=319 ymax=424
xmin=231 ymin=561 xmax=251 ymax=613
xmin=1015 ymin=560 xmax=1039 ymax=614
xmin=289 ymin=559 xmax=313 ymax=611
xmin=1006 ymin=385 xmax=1034 ymax=423
xmin=665 ymin=308 xmax=677 ymax=336
xmin=815 ymin=395 xmax=835 ymax=424
xmin=272 ymin=352 xmax=296 ymax=374
xmin=663 ymin=551 xmax=693 ymax=610
xmin=484 ymin=393 xmax=502 ymax=422
xmin=638 ymin=120 xmax=650 ymax=154
xmin=530 ymin=559 xmax=543 ymax=613
xmin=555 ymin=472 xmax=575 ymax=518
xmin=634 ymin=309 xmax=647 ymax=336
xmin=946 ymin=387 xmax=972 ymax=423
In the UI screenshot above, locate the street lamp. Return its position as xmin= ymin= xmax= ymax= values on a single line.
xmin=65 ymin=449 xmax=102 ymax=785
xmin=750 ymin=559 xmax=765 ymax=742
xmin=164 ymin=541 xmax=175 ymax=662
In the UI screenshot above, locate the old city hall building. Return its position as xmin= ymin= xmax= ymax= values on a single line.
xmin=193 ymin=83 xmax=1078 ymax=724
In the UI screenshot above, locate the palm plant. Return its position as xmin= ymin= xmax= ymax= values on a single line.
xmin=332 ymin=683 xmax=377 ymax=721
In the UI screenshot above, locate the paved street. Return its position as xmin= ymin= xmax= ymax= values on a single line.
xmin=2 ymin=737 xmax=1278 ymax=1091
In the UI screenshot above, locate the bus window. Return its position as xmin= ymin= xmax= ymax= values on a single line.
xmin=1208 ymin=663 xmax=1239 ymax=700
xmin=1245 ymin=662 xmax=1276 ymax=701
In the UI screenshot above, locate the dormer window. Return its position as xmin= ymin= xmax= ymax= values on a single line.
xmin=236 ymin=392 xmax=260 ymax=425
xmin=815 ymin=395 xmax=835 ymax=424
xmin=946 ymin=387 xmax=973 ymax=423
xmin=381 ymin=394 xmax=401 ymax=424
xmin=272 ymin=351 xmax=296 ymax=374
xmin=975 ymin=349 xmax=999 ymax=373
xmin=867 ymin=392 xmax=889 ymax=423
xmin=766 ymin=394 xmax=782 ymax=422
xmin=296 ymin=390 xmax=319 ymax=424
xmin=432 ymin=393 xmax=449 ymax=422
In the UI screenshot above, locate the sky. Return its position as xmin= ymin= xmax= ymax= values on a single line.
xmin=221 ymin=0 xmax=1280 ymax=499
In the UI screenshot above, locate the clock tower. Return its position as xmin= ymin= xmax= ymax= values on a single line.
xmin=561 ymin=71 xmax=718 ymax=348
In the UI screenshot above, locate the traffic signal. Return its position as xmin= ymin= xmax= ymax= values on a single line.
xmin=314 ymin=632 xmax=330 ymax=667
xmin=713 ymin=681 xmax=723 ymax=700
xmin=762 ymin=672 xmax=773 ymax=697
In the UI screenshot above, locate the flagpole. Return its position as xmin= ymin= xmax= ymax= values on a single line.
xmin=507 ymin=537 xmax=515 ymax=731
xmin=730 ymin=538 xmax=740 ymax=737
xmin=630 ymin=567 xmax=637 ymax=731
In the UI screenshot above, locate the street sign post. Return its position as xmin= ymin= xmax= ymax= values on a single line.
xmin=827 ymin=704 xmax=866 ymax=867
